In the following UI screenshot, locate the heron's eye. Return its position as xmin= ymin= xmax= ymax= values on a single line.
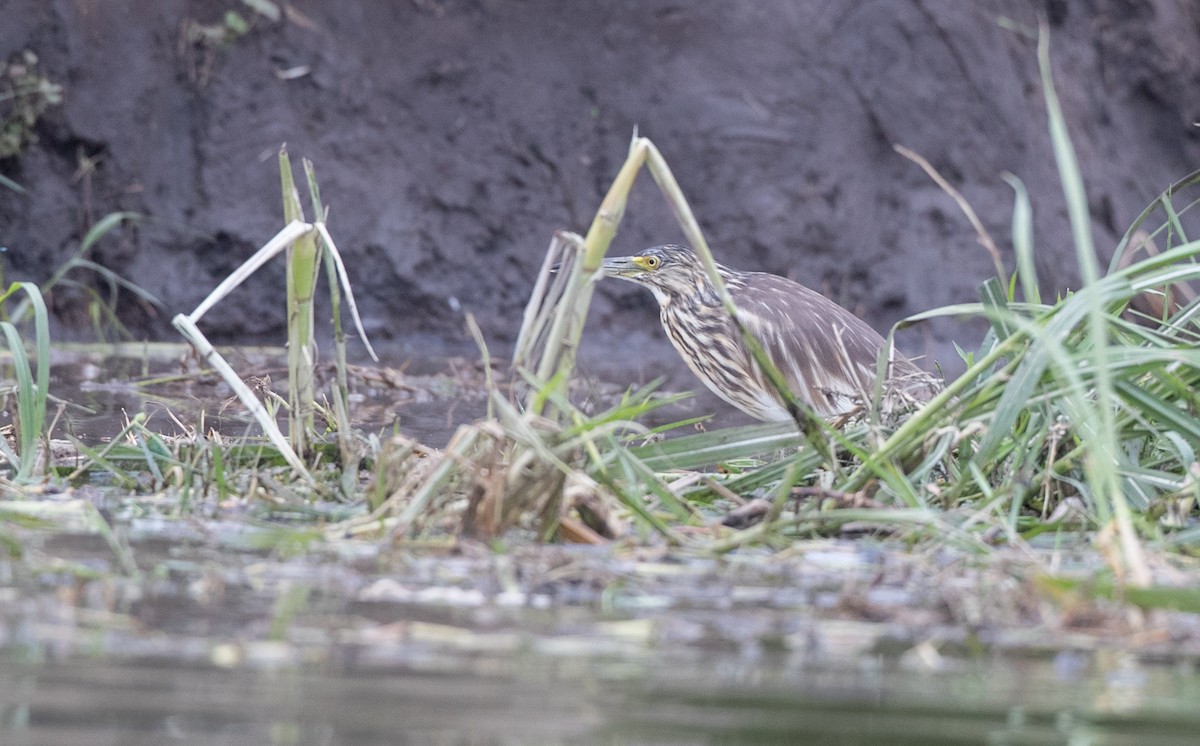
xmin=645 ymin=256 xmax=661 ymax=269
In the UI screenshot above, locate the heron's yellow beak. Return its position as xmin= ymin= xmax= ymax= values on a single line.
xmin=601 ymin=255 xmax=652 ymax=277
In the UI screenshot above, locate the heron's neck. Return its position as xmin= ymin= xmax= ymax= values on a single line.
xmin=664 ymin=281 xmax=721 ymax=309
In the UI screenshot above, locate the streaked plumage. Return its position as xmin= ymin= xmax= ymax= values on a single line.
xmin=601 ymin=244 xmax=938 ymax=421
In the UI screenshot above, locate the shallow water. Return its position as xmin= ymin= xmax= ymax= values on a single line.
xmin=47 ymin=346 xmax=491 ymax=449
xmin=3 ymin=524 xmax=1200 ymax=746
xmin=47 ymin=345 xmax=710 ymax=450
xmin=3 ymin=650 xmax=1199 ymax=745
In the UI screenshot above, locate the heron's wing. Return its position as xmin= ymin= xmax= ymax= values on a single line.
xmin=730 ymin=273 xmax=899 ymax=414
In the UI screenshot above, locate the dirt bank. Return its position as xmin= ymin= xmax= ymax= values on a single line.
xmin=3 ymin=1 xmax=1198 ymax=391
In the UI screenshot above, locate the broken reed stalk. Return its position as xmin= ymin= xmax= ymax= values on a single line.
xmin=526 ymin=232 xmax=587 ymax=402
xmin=173 ymin=156 xmax=376 ymax=483
xmin=304 ymin=158 xmax=357 ymax=482
xmin=526 ymin=134 xmax=656 ymax=414
xmin=173 ymin=314 xmax=310 ymax=478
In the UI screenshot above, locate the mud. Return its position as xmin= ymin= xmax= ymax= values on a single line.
xmin=3 ymin=0 xmax=1200 ymax=389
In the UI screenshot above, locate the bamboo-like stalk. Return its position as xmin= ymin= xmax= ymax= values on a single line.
xmin=280 ymin=148 xmax=319 ymax=459
xmin=530 ymin=138 xmax=650 ymax=408
xmin=525 ymin=232 xmax=585 ymax=391
xmin=514 ymin=231 xmax=583 ymax=376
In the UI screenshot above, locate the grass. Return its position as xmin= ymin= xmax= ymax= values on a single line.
xmin=2 ymin=212 xmax=162 ymax=341
xmin=0 ymin=50 xmax=62 ymax=164
xmin=0 ymin=283 xmax=50 ymax=485
xmin=1 ymin=26 xmax=1198 ymax=620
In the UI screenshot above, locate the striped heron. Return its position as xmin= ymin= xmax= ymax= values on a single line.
xmin=601 ymin=244 xmax=938 ymax=420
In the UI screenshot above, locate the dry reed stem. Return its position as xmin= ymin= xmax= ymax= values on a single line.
xmin=894 ymin=143 xmax=1007 ymax=282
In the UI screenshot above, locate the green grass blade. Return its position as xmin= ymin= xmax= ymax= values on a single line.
xmin=0 ymin=283 xmax=50 ymax=482
xmin=0 ymin=173 xmax=26 ymax=194
xmin=1109 ymin=168 xmax=1200 ymax=274
xmin=1003 ymin=173 xmax=1040 ymax=305
xmin=978 ymin=277 xmax=1015 ymax=340
xmin=629 ymin=421 xmax=805 ymax=471
xmin=1039 ymin=24 xmax=1145 ymax=583
xmin=0 ymin=323 xmax=37 ymax=480
xmin=78 ymin=212 xmax=140 ymax=255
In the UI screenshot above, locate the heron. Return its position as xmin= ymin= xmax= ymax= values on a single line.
xmin=601 ymin=244 xmax=938 ymax=421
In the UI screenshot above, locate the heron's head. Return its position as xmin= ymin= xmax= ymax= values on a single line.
xmin=601 ymin=245 xmax=709 ymax=304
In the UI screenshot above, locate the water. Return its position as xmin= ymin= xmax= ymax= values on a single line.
xmin=45 ymin=345 xmax=709 ymax=449
xmin=2 ymin=526 xmax=1199 ymax=745
xmin=45 ymin=346 xmax=490 ymax=448
xmin=3 ymin=652 xmax=1199 ymax=745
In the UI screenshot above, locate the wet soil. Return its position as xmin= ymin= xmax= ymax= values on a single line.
xmin=3 ymin=1 xmax=1200 ymax=382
